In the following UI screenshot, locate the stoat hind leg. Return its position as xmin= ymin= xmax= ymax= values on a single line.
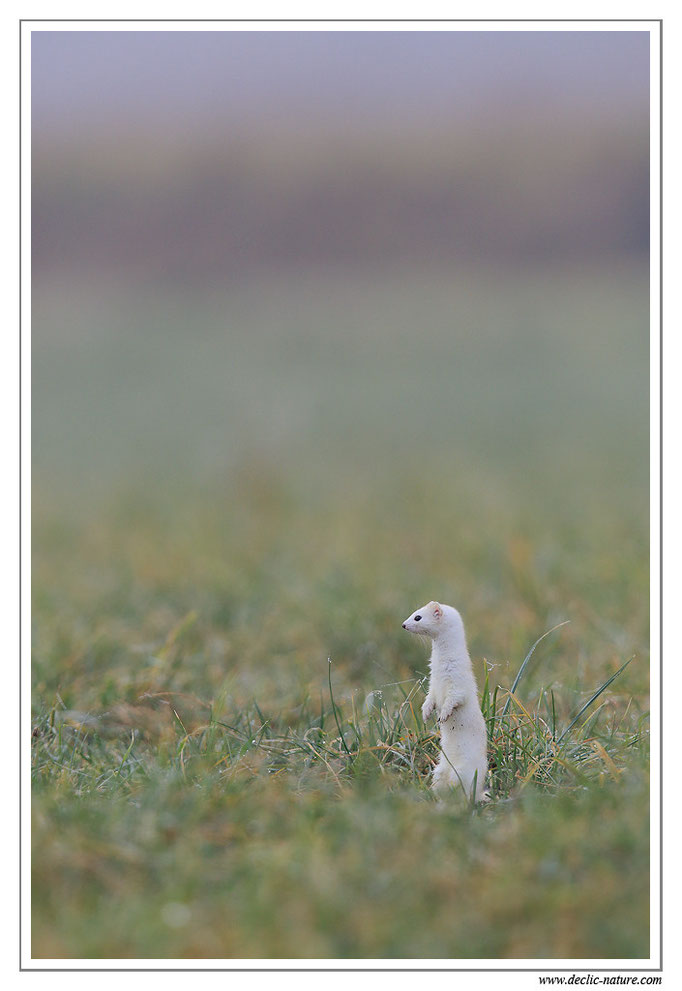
xmin=431 ymin=755 xmax=488 ymax=803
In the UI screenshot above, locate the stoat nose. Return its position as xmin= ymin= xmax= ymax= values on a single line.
xmin=402 ymin=623 xmax=407 ymax=629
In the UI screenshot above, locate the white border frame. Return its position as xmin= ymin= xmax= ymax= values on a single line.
xmin=19 ymin=17 xmax=662 ymax=975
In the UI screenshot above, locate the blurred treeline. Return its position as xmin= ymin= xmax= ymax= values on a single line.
xmin=32 ymin=114 xmax=648 ymax=287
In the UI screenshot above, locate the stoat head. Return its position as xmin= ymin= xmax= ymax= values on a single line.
xmin=402 ymin=600 xmax=449 ymax=639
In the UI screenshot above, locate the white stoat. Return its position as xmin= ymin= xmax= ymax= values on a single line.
xmin=402 ymin=600 xmax=488 ymax=801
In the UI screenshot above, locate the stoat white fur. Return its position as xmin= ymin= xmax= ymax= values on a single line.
xmin=403 ymin=600 xmax=488 ymax=801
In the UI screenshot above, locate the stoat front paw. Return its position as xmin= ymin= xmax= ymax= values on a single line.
xmin=439 ymin=700 xmax=459 ymax=724
xmin=422 ymin=697 xmax=436 ymax=722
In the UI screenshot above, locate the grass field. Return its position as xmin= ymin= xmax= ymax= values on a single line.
xmin=31 ymin=263 xmax=650 ymax=959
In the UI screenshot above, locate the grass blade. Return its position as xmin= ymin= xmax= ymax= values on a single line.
xmin=502 ymin=621 xmax=570 ymax=715
xmin=557 ymin=656 xmax=634 ymax=744
xmin=328 ymin=658 xmax=352 ymax=757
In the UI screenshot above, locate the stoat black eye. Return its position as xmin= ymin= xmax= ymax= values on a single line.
xmin=415 ymin=615 xmax=422 ymax=622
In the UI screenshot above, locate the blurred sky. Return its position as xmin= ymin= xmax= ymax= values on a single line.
xmin=32 ymin=30 xmax=650 ymax=135
xmin=31 ymin=29 xmax=651 ymax=286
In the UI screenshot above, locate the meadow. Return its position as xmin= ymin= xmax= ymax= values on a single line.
xmin=31 ymin=262 xmax=650 ymax=959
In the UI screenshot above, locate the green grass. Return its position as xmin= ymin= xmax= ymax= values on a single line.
xmin=31 ymin=264 xmax=650 ymax=959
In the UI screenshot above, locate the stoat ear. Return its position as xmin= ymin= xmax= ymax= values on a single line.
xmin=432 ymin=602 xmax=443 ymax=620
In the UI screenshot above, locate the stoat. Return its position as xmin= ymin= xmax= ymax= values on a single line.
xmin=403 ymin=600 xmax=488 ymax=801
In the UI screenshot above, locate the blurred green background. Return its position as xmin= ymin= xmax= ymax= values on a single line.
xmin=31 ymin=30 xmax=650 ymax=960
